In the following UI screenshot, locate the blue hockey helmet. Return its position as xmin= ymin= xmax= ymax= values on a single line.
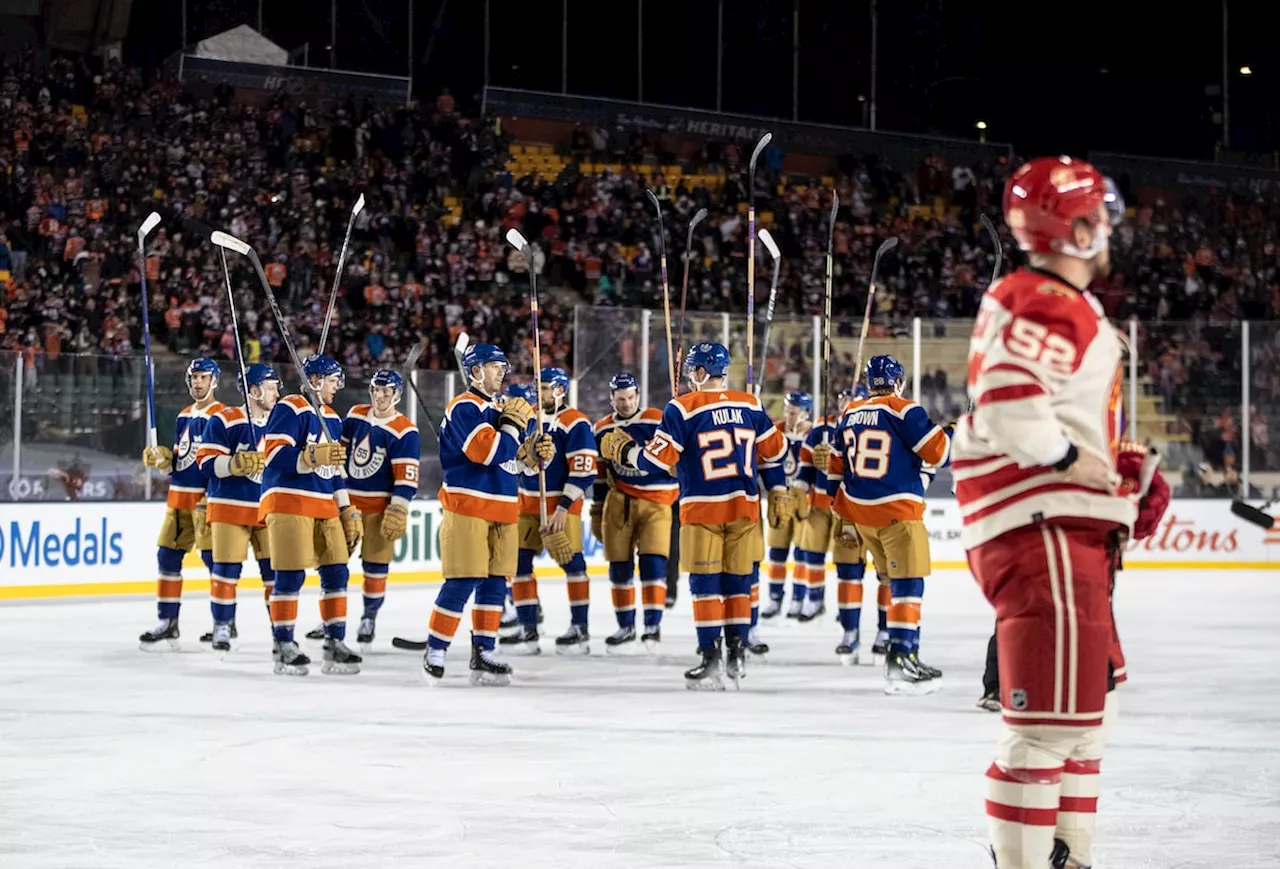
xmin=505 ymin=382 xmax=536 ymax=403
xmin=185 ymin=357 xmax=221 ymax=387
xmin=685 ymin=342 xmax=731 ymax=379
xmin=865 ymin=355 xmax=905 ymax=394
xmin=609 ymin=371 xmax=639 ymax=393
xmin=304 ymin=354 xmax=345 ymax=389
xmin=370 ymin=368 xmax=405 ymax=401
xmin=540 ymin=366 xmax=570 ymax=395
xmin=784 ymin=391 xmax=813 ymax=416
xmin=462 ymin=343 xmax=509 ymax=382
xmin=237 ymin=363 xmax=280 ymax=396
xmin=855 ymin=383 xmax=870 ymax=400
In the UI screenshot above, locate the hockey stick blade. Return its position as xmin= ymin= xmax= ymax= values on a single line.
xmin=210 ymin=231 xmax=252 ymax=256
xmin=391 ymin=637 xmax=430 ymax=651
xmin=138 ymin=212 xmax=162 ymax=241
xmin=353 ymin=192 xmax=366 ymax=215
xmin=689 ymin=207 xmax=708 ymax=232
xmin=404 ymin=339 xmax=426 ymax=374
xmin=645 ymin=188 xmax=661 ymax=209
xmin=505 ymin=228 xmax=529 ymax=251
xmin=979 ymin=213 xmax=1003 ymax=284
xmin=1230 ymin=499 xmax=1276 ymax=529
xmin=758 ymin=228 xmax=781 ymax=261
xmin=748 ymin=133 xmax=772 ymax=173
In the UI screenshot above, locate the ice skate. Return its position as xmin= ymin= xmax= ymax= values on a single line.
xmin=604 ymin=625 xmax=636 ymax=654
xmin=210 ymin=622 xmax=234 ymax=658
xmin=725 ymin=636 xmax=747 ymax=690
xmin=884 ymin=647 xmax=941 ymax=695
xmin=911 ymin=652 xmax=943 ymax=680
xmin=139 ymin=618 xmax=180 ymax=652
xmin=977 ymin=690 xmax=1001 ymax=712
xmin=785 ymin=598 xmax=803 ymax=618
xmin=759 ymin=597 xmax=783 ymax=619
xmin=554 ymin=623 xmax=590 ymax=656
xmin=273 ymin=641 xmax=310 ymax=676
xmin=797 ymin=598 xmax=826 ymax=622
xmin=199 ymin=621 xmax=237 ymax=643
xmin=500 ymin=597 xmax=519 ymax=630
xmin=499 ymin=625 xmax=542 ymax=655
xmin=871 ymin=629 xmax=890 ymax=664
xmin=746 ymin=625 xmax=769 ymax=657
xmin=304 ymin=623 xmax=326 ymax=642
xmin=641 ymin=626 xmax=661 ymax=653
xmin=836 ymin=629 xmax=860 ymax=666
xmin=664 ymin=579 xmax=677 ymax=610
xmin=685 ymin=642 xmax=724 ymax=691
xmin=356 ymin=617 xmax=376 ymax=651
xmin=1049 ymin=838 xmax=1071 ymax=869
xmin=321 ymin=638 xmax=362 ymax=675
xmin=469 ymin=643 xmax=512 ymax=686
xmin=421 ymin=648 xmax=445 ymax=684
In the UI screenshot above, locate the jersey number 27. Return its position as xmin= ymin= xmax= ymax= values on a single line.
xmin=698 ymin=428 xmax=756 ymax=480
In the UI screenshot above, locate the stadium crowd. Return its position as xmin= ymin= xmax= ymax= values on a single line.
xmin=0 ymin=49 xmax=1276 ymax=482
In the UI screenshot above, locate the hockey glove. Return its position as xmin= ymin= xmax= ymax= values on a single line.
xmin=301 ymin=441 xmax=347 ymax=470
xmin=340 ymin=505 xmax=363 ymax=553
xmin=500 ymin=396 xmax=534 ymax=432
xmin=542 ymin=529 xmax=575 ymax=565
xmin=230 ymin=450 xmax=265 ymax=477
xmin=142 ymin=445 xmax=174 ymax=472
xmin=598 ymin=429 xmax=635 ymax=466
xmin=767 ymin=487 xmax=796 ymax=528
xmin=790 ymin=483 xmax=812 ymax=521
xmin=518 ymin=433 xmax=554 ymax=469
xmin=193 ymin=499 xmax=208 ymax=539
xmin=589 ymin=499 xmax=604 ymax=545
xmin=833 ymin=518 xmax=862 ymax=553
xmin=811 ymin=442 xmax=834 ymax=472
xmin=380 ymin=502 xmax=409 ymax=541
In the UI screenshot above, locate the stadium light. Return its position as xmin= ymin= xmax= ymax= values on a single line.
xmin=1240 ymin=65 xmax=1253 ymax=75
xmin=975 ymin=120 xmax=988 ymax=130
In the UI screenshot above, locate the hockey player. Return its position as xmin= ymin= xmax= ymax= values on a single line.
xmin=510 ymin=367 xmax=598 ymax=655
xmin=814 ymin=355 xmax=950 ymax=694
xmin=953 ymin=156 xmax=1136 ymax=869
xmin=260 ymin=355 xmax=363 ymax=676
xmin=424 ymin=343 xmax=532 ymax=684
xmin=600 ymin=342 xmax=792 ymax=689
xmin=138 ymin=358 xmax=223 ymax=650
xmin=591 ymin=372 xmax=677 ymax=653
xmin=759 ymin=392 xmax=812 ymax=618
xmin=339 ymin=369 xmax=421 ymax=648
xmin=195 ymin=363 xmax=280 ymax=653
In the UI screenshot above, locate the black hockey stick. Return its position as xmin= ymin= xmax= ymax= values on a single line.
xmin=390 ymin=636 xmax=429 ymax=651
xmin=1231 ymin=496 xmax=1277 ymax=529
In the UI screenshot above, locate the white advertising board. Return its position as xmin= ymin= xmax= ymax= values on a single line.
xmin=0 ymin=499 xmax=1274 ymax=600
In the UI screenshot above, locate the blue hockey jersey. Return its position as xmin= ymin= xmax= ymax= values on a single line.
xmin=594 ymin=407 xmax=679 ymax=505
xmin=167 ymin=401 xmax=225 ymax=510
xmin=260 ymin=394 xmax=346 ymax=521
xmin=342 ymin=405 xmax=421 ymax=515
xmin=438 ymin=389 xmax=521 ymax=524
xmin=519 ymin=406 xmax=598 ymax=516
xmin=196 ymin=405 xmax=268 ymax=526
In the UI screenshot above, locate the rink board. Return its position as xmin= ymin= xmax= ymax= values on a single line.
xmin=0 ymin=498 xmax=1275 ymax=599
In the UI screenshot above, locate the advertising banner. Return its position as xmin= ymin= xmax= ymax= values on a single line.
xmin=0 ymin=500 xmax=1274 ymax=600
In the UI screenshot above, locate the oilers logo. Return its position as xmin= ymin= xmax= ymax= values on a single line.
xmin=783 ymin=450 xmax=799 ymax=479
xmin=175 ymin=427 xmax=198 ymax=472
xmin=500 ymin=457 xmax=523 ymax=475
xmin=349 ymin=433 xmax=387 ymax=480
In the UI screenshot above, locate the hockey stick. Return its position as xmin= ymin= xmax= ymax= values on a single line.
xmin=754 ymin=228 xmax=782 ymax=397
xmin=452 ymin=331 xmax=470 ymax=381
xmin=217 ymin=246 xmax=258 ymax=448
xmin=852 ymin=236 xmax=900 ymax=398
xmin=979 ymin=213 xmax=1003 ymax=288
xmin=391 ymin=635 xmax=430 ymax=651
xmin=674 ymin=207 xmax=709 ymax=391
xmin=505 ymin=228 xmax=548 ymax=527
xmin=645 ymin=189 xmax=678 ymax=399
xmin=1231 ymin=495 xmax=1278 ymax=529
xmin=210 ymin=231 xmax=335 ymax=444
xmin=745 ymin=132 xmax=772 ymax=391
xmin=136 ymin=212 xmax=162 ymax=451
xmin=818 ymin=193 xmax=839 ymax=435
xmin=399 ymin=339 xmax=444 ymax=445
xmin=316 ymin=193 xmax=366 ymax=357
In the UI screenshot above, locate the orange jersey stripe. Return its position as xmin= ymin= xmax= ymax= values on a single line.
xmin=439 ymin=489 xmax=519 ymax=524
xmin=614 ymin=480 xmax=680 ymax=505
xmin=207 ymin=500 xmax=264 ymax=527
xmin=259 ymin=490 xmax=337 ymax=521
xmin=832 ymin=490 xmax=924 ymax=526
xmin=518 ymin=493 xmax=585 ymax=516
xmin=351 ymin=493 xmax=390 ymax=515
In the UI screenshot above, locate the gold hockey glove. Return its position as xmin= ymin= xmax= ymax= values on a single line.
xmin=542 ymin=529 xmax=575 ymax=565
xmin=340 ymin=505 xmax=363 ymax=552
xmin=301 ymin=441 xmax=347 ymax=470
xmin=193 ymin=498 xmax=208 ymax=539
xmin=790 ymin=483 xmax=812 ymax=521
xmin=380 ymin=502 xmax=408 ymax=541
xmin=142 ymin=445 xmax=174 ymax=472
xmin=230 ymin=450 xmax=264 ymax=477
xmin=767 ymin=487 xmax=796 ymax=527
xmin=589 ymin=499 xmax=604 ymax=544
xmin=500 ymin=396 xmax=534 ymax=432
xmin=833 ymin=518 xmax=862 ymax=554
xmin=811 ymin=442 xmax=834 ymax=472
xmin=598 ymin=429 xmax=635 ymax=466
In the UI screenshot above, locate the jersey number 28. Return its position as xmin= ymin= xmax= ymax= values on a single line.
xmin=844 ymin=429 xmax=891 ymax=480
xmin=698 ymin=428 xmax=756 ymax=480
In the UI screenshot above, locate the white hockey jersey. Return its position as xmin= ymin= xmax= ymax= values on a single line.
xmin=951 ymin=267 xmax=1137 ymax=548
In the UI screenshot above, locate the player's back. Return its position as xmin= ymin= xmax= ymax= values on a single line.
xmin=834 ymin=394 xmax=948 ymax=526
xmin=652 ymin=388 xmax=784 ymax=525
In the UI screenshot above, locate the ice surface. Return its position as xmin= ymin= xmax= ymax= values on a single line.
xmin=2 ymin=570 xmax=1278 ymax=869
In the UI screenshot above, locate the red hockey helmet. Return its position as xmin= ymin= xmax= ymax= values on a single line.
xmin=1003 ymin=156 xmax=1123 ymax=258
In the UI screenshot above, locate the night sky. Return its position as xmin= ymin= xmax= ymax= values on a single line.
xmin=128 ymin=0 xmax=1277 ymax=162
